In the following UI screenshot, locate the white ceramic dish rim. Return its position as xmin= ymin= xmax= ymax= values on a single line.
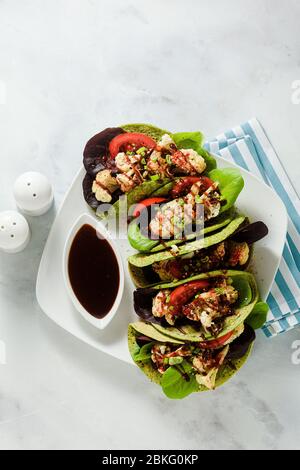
xmin=63 ymin=212 xmax=125 ymax=330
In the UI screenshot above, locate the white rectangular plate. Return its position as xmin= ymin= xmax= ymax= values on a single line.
xmin=36 ymin=157 xmax=287 ymax=364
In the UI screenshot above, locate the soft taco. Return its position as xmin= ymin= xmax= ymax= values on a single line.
xmin=128 ymin=320 xmax=256 ymax=398
xmin=82 ymin=123 xmax=219 ymax=213
xmin=127 ymin=167 xmax=244 ymax=252
xmin=128 ymin=220 xmax=268 ymax=288
xmin=133 ymin=270 xmax=263 ymax=341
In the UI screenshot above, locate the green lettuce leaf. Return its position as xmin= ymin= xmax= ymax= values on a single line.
xmin=172 ymin=131 xmax=204 ymax=149
xmin=127 ymin=221 xmax=158 ymax=252
xmin=133 ymin=342 xmax=154 ymax=362
xmin=209 ymin=167 xmax=244 ymax=213
xmin=246 ymin=301 xmax=269 ymax=329
xmin=161 ymin=360 xmax=199 ymax=399
xmin=128 ymin=216 xmax=246 ymax=267
xmin=198 ymin=147 xmax=217 ymax=172
xmin=231 ymin=275 xmax=252 ymax=307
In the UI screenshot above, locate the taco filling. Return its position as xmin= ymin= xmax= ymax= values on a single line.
xmin=127 ymin=167 xmax=244 ymax=253
xmin=84 ymin=129 xmax=207 ymax=205
xmin=150 ymin=342 xmax=229 ymax=390
xmin=153 ymin=240 xmax=250 ymax=281
xmin=151 ymin=277 xmax=239 ymax=335
xmin=148 ymin=177 xmax=221 ymax=239
xmin=130 ymin=322 xmax=256 ymax=395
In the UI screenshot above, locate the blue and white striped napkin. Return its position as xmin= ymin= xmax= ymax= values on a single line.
xmin=204 ymin=118 xmax=300 ymax=338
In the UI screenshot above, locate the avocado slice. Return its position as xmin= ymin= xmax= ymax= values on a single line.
xmin=128 ymin=215 xmax=246 ymax=268
xmin=130 ymin=322 xmax=184 ymax=344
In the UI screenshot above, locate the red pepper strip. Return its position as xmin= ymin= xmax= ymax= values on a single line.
xmin=198 ymin=331 xmax=234 ymax=349
xmin=109 ymin=133 xmax=157 ymax=158
xmin=169 ymin=280 xmax=210 ymax=314
xmin=132 ymin=197 xmax=167 ymax=218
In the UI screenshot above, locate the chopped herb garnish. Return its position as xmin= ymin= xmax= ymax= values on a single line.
xmin=169 ymin=356 xmax=183 ymax=366
xmin=215 ymin=287 xmax=226 ymax=295
xmin=137 ymin=146 xmax=147 ymax=155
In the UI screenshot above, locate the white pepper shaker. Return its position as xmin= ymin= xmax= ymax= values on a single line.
xmin=0 ymin=211 xmax=31 ymax=253
xmin=13 ymin=171 xmax=54 ymax=216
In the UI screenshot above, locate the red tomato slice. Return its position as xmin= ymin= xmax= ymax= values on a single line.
xmin=132 ymin=197 xmax=167 ymax=218
xmin=109 ymin=133 xmax=157 ymax=158
xmin=170 ymin=176 xmax=214 ymax=198
xmin=198 ymin=330 xmax=234 ymax=350
xmin=169 ymin=280 xmax=210 ymax=313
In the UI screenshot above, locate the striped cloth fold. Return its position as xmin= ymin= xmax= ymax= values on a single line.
xmin=204 ymin=118 xmax=300 ymax=338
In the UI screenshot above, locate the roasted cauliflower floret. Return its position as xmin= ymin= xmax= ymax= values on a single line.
xmin=171 ymin=149 xmax=206 ymax=175
xmin=152 ymin=289 xmax=176 ymax=325
xmin=149 ymin=198 xmax=187 ymax=239
xmin=115 ymin=152 xmax=132 ymax=173
xmin=182 ymin=282 xmax=238 ymax=334
xmin=92 ymin=184 xmax=111 ymax=203
xmin=152 ymin=290 xmax=171 ymax=318
xmin=227 ymin=241 xmax=250 ymax=266
xmin=147 ymin=150 xmax=171 ymax=178
xmin=151 ymin=344 xmax=171 ymax=374
xmin=194 ymin=346 xmax=229 ymax=390
xmin=196 ymin=183 xmax=221 ymax=221
xmin=181 ymin=149 xmax=206 ymax=174
xmin=92 ymin=170 xmax=119 ymax=202
xmin=116 ymin=173 xmax=136 ymax=193
xmin=94 ymin=170 xmax=119 ymax=192
xmin=157 ymin=134 xmax=176 ymax=151
xmin=115 ymin=152 xmax=141 ymax=174
xmin=149 ymin=178 xmax=221 ymax=239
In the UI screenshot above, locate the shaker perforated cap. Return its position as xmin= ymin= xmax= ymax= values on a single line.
xmin=0 ymin=211 xmax=30 ymax=253
xmin=13 ymin=171 xmax=54 ymax=216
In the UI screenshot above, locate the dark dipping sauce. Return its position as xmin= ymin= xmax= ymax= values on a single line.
xmin=68 ymin=224 xmax=120 ymax=319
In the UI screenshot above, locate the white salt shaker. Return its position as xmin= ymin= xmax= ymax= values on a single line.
xmin=13 ymin=171 xmax=54 ymax=216
xmin=0 ymin=211 xmax=31 ymax=253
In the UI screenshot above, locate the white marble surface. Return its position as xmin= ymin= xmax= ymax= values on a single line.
xmin=0 ymin=0 xmax=299 ymax=450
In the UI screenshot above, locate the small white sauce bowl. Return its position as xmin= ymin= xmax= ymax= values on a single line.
xmin=63 ymin=213 xmax=124 ymax=330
